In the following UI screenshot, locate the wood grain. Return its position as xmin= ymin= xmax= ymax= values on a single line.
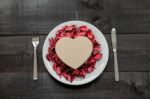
xmin=0 ymin=0 xmax=150 ymax=35
xmin=0 ymin=72 xmax=148 ymax=99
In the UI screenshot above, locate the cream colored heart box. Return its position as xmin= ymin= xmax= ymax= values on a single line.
xmin=55 ymin=36 xmax=93 ymax=69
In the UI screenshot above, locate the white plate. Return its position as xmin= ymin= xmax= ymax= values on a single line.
xmin=42 ymin=20 xmax=109 ymax=85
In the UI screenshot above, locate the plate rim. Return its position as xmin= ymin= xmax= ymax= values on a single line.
xmin=42 ymin=20 xmax=109 ymax=85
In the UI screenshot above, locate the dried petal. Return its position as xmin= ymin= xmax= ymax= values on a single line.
xmin=53 ymin=63 xmax=57 ymax=71
xmin=56 ymin=67 xmax=61 ymax=75
xmin=94 ymin=46 xmax=100 ymax=51
xmin=87 ymin=67 xmax=94 ymax=73
xmin=73 ymin=69 xmax=80 ymax=75
xmin=83 ymin=67 xmax=88 ymax=71
xmin=78 ymin=31 xmax=86 ymax=36
xmin=87 ymin=30 xmax=93 ymax=39
xmin=67 ymin=75 xmax=72 ymax=81
xmin=65 ymin=25 xmax=74 ymax=31
xmin=62 ymin=72 xmax=68 ymax=78
xmin=65 ymin=32 xmax=72 ymax=37
xmin=79 ymin=69 xmax=86 ymax=77
xmin=94 ymin=53 xmax=102 ymax=60
xmin=80 ymin=26 xmax=88 ymax=31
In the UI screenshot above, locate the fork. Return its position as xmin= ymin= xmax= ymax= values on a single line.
xmin=111 ymin=28 xmax=119 ymax=81
xmin=32 ymin=37 xmax=39 ymax=80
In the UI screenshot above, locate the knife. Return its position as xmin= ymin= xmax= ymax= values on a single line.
xmin=111 ymin=28 xmax=119 ymax=81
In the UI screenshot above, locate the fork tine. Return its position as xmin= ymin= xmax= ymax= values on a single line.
xmin=32 ymin=37 xmax=39 ymax=41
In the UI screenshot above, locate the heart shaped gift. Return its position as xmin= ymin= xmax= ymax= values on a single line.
xmin=55 ymin=36 xmax=93 ymax=69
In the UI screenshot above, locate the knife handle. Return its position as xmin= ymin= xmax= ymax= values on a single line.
xmin=113 ymin=51 xmax=119 ymax=81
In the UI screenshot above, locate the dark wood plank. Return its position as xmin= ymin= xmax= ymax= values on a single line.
xmin=0 ymin=0 xmax=150 ymax=35
xmin=0 ymin=34 xmax=149 ymax=72
xmin=0 ymin=72 xmax=148 ymax=99
xmin=106 ymin=0 xmax=150 ymax=34
xmin=147 ymin=72 xmax=149 ymax=99
xmin=0 ymin=0 xmax=77 ymax=35
xmin=148 ymin=72 xmax=150 ymax=98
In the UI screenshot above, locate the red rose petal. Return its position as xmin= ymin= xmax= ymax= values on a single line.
xmin=67 ymin=75 xmax=72 ymax=81
xmin=82 ymin=70 xmax=86 ymax=77
xmin=65 ymin=32 xmax=73 ymax=37
xmin=94 ymin=53 xmax=102 ymax=60
xmin=87 ymin=67 xmax=94 ymax=73
xmin=78 ymin=31 xmax=86 ymax=36
xmin=94 ymin=46 xmax=100 ymax=51
xmin=53 ymin=63 xmax=57 ymax=71
xmin=62 ymin=72 xmax=68 ymax=78
xmin=80 ymin=26 xmax=88 ymax=31
xmin=88 ymin=58 xmax=96 ymax=64
xmin=80 ymin=69 xmax=86 ymax=77
xmin=65 ymin=25 xmax=74 ymax=31
xmin=73 ymin=69 xmax=80 ymax=75
xmin=83 ymin=67 xmax=88 ymax=71
xmin=56 ymin=67 xmax=61 ymax=75
xmin=87 ymin=30 xmax=93 ymax=39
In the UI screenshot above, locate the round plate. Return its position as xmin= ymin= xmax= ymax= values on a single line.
xmin=42 ymin=20 xmax=109 ymax=85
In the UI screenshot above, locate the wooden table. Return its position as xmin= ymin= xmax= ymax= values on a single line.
xmin=0 ymin=0 xmax=149 ymax=98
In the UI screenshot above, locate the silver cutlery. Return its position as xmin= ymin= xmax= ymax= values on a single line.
xmin=111 ymin=28 xmax=119 ymax=81
xmin=32 ymin=37 xmax=39 ymax=80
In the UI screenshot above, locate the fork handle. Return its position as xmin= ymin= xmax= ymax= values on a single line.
xmin=113 ymin=51 xmax=119 ymax=81
xmin=33 ymin=48 xmax=38 ymax=80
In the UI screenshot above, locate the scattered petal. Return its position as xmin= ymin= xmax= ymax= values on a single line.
xmin=94 ymin=53 xmax=102 ymax=60
xmin=56 ymin=67 xmax=61 ymax=75
xmin=65 ymin=25 xmax=74 ymax=31
xmin=87 ymin=67 xmax=94 ymax=73
xmin=53 ymin=63 xmax=57 ymax=71
xmin=80 ymin=26 xmax=88 ymax=31
xmin=87 ymin=30 xmax=93 ymax=39
xmin=62 ymin=72 xmax=68 ymax=78
xmin=78 ymin=31 xmax=86 ymax=36
xmin=73 ymin=69 xmax=80 ymax=75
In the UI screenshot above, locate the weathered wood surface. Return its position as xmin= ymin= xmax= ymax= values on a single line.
xmin=0 ymin=0 xmax=150 ymax=35
xmin=0 ymin=0 xmax=149 ymax=99
xmin=0 ymin=72 xmax=149 ymax=99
